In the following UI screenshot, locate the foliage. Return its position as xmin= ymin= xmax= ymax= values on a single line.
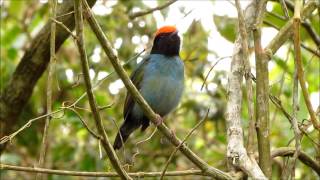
xmin=0 ymin=0 xmax=319 ymax=179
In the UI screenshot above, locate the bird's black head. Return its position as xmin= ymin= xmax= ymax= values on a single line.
xmin=151 ymin=26 xmax=180 ymax=56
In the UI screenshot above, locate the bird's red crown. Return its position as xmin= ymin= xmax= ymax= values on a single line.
xmin=155 ymin=26 xmax=177 ymax=36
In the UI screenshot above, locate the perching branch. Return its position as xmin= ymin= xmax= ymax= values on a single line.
xmin=225 ymin=0 xmax=266 ymax=179
xmin=82 ymin=0 xmax=232 ymax=179
xmin=0 ymin=164 xmax=210 ymax=178
xmin=36 ymin=0 xmax=57 ymax=179
xmin=129 ymin=0 xmax=177 ymax=20
xmin=73 ymin=0 xmax=131 ymax=179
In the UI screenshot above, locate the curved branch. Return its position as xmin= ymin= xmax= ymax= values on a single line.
xmin=129 ymin=0 xmax=177 ymax=20
xmin=271 ymin=147 xmax=320 ymax=176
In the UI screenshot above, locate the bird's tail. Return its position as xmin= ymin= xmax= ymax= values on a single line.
xmin=113 ymin=121 xmax=138 ymax=150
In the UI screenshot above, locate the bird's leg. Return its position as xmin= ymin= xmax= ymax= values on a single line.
xmin=154 ymin=114 xmax=164 ymax=126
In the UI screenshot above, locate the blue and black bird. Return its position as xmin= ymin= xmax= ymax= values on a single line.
xmin=113 ymin=26 xmax=184 ymax=150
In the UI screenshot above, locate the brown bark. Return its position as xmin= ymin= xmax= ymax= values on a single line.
xmin=0 ymin=0 xmax=97 ymax=153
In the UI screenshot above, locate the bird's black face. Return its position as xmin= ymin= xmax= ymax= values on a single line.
xmin=151 ymin=32 xmax=181 ymax=56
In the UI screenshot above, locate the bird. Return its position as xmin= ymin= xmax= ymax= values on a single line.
xmin=113 ymin=26 xmax=184 ymax=150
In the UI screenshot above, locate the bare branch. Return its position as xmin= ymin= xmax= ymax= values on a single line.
xmin=293 ymin=2 xmax=320 ymax=130
xmin=283 ymin=1 xmax=303 ymax=178
xmin=36 ymin=0 xmax=57 ymax=179
xmin=73 ymin=0 xmax=131 ymax=179
xmin=252 ymin=0 xmax=271 ymax=177
xmin=50 ymin=18 xmax=77 ymax=39
xmin=129 ymin=0 xmax=177 ymax=20
xmin=0 ymin=164 xmax=208 ymax=178
xmin=265 ymin=1 xmax=318 ymax=57
xmin=271 ymin=147 xmax=320 ymax=176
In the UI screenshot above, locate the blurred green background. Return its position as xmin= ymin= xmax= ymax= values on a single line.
xmin=0 ymin=0 xmax=319 ymax=179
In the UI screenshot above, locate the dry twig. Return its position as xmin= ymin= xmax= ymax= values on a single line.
xmin=36 ymin=1 xmax=57 ymax=179
xmin=129 ymin=0 xmax=177 ymax=20
xmin=160 ymin=108 xmax=210 ymax=180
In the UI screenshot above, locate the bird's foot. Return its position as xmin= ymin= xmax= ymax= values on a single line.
xmin=154 ymin=114 xmax=163 ymax=126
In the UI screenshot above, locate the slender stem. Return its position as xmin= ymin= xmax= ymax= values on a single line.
xmin=73 ymin=0 xmax=131 ymax=179
xmin=36 ymin=0 xmax=56 ymax=179
xmin=160 ymin=108 xmax=209 ymax=180
xmin=129 ymin=0 xmax=177 ymax=19
xmin=252 ymin=0 xmax=271 ymax=177
xmin=279 ymin=0 xmax=290 ymax=19
xmin=285 ymin=1 xmax=303 ymax=179
xmin=0 ymin=164 xmax=206 ymax=177
xmin=82 ymin=0 xmax=232 ymax=179
xmin=294 ymin=6 xmax=320 ymax=131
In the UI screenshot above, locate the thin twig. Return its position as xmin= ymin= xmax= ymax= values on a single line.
xmin=65 ymin=107 xmax=101 ymax=139
xmin=0 ymin=164 xmax=210 ymax=178
xmin=131 ymin=127 xmax=158 ymax=164
xmin=200 ymin=56 xmax=231 ymax=91
xmin=129 ymin=0 xmax=177 ymax=20
xmin=271 ymin=46 xmax=291 ymax=124
xmin=36 ymin=1 xmax=56 ymax=179
xmin=56 ymin=11 xmax=74 ymax=18
xmin=294 ymin=11 xmax=320 ymax=131
xmin=160 ymin=108 xmax=210 ymax=180
xmin=279 ymin=0 xmax=290 ymax=19
xmin=286 ymin=1 xmax=303 ymax=179
xmin=82 ymin=0 xmax=232 ymax=179
xmin=51 ymin=18 xmax=77 ymax=39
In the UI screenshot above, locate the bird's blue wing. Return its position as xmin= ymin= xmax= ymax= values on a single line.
xmin=123 ymin=56 xmax=150 ymax=118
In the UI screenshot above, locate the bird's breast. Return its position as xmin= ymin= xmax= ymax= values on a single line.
xmin=140 ymin=56 xmax=184 ymax=116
